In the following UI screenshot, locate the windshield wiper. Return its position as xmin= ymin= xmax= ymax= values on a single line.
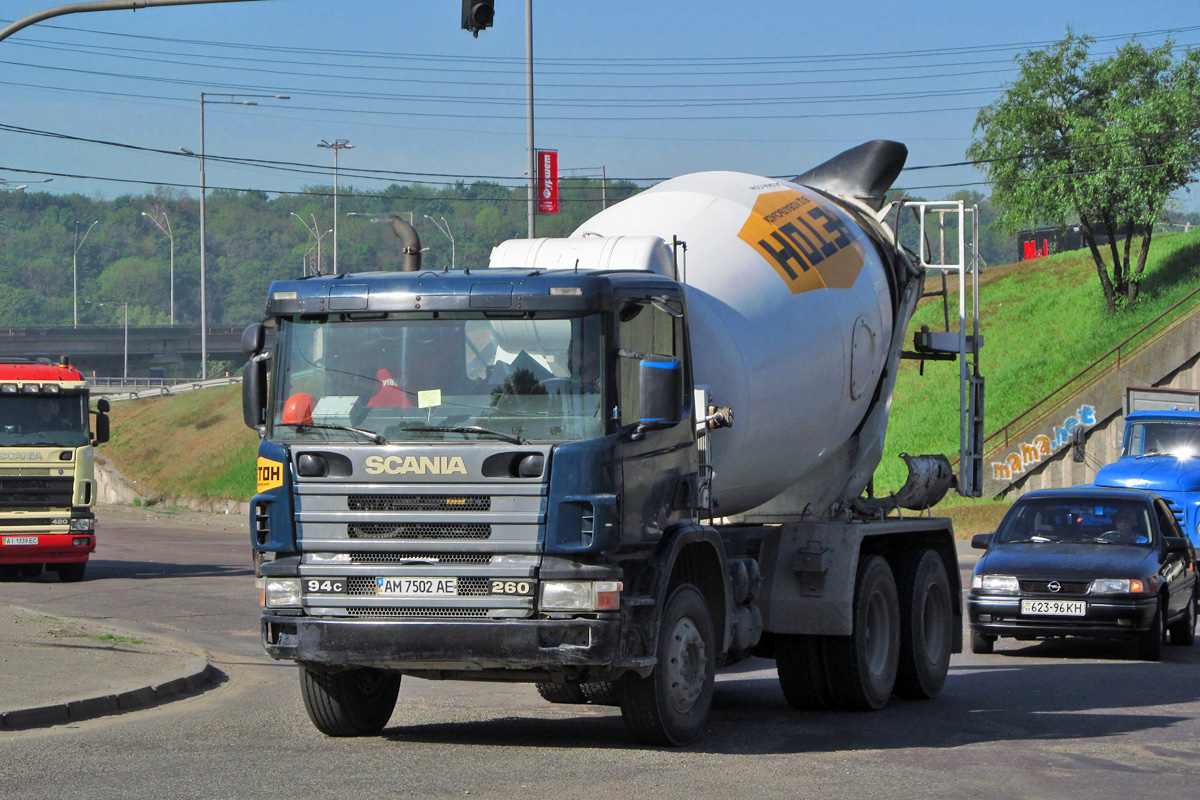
xmin=401 ymin=425 xmax=527 ymax=445
xmin=278 ymin=421 xmax=388 ymax=445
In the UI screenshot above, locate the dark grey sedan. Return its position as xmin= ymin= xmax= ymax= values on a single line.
xmin=968 ymin=487 xmax=1198 ymax=660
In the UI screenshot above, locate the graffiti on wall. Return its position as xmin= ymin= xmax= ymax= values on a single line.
xmin=991 ymin=405 xmax=1097 ymax=481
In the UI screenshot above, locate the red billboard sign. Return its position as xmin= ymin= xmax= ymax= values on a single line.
xmin=537 ymin=149 xmax=558 ymax=214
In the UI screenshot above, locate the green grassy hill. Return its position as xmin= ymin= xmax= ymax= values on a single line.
xmin=101 ymin=228 xmax=1200 ymax=535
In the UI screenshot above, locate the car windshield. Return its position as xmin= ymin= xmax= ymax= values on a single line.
xmin=994 ymin=498 xmax=1156 ymax=546
xmin=269 ymin=314 xmax=605 ymax=444
xmin=1125 ymin=420 xmax=1200 ymax=458
xmin=0 ymin=394 xmax=90 ymax=447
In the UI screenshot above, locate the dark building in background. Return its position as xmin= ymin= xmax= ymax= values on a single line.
xmin=1017 ymin=222 xmax=1150 ymax=262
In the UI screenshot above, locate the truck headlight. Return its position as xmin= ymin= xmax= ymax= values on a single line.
xmin=1089 ymin=578 xmax=1149 ymax=595
xmin=263 ymin=578 xmax=302 ymax=608
xmin=540 ymin=580 xmax=623 ymax=611
xmin=971 ymin=574 xmax=1019 ymax=593
xmin=70 ymin=519 xmax=95 ymax=531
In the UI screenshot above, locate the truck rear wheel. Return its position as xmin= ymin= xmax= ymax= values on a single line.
xmin=823 ymin=555 xmax=900 ymax=710
xmin=581 ymin=680 xmax=620 ymax=706
xmin=535 ymin=681 xmax=588 ymax=704
xmin=894 ymin=549 xmax=953 ymax=699
xmin=299 ymin=666 xmax=401 ymax=737
xmin=18 ymin=563 xmax=43 ymax=578
xmin=619 ymin=583 xmax=715 ymax=746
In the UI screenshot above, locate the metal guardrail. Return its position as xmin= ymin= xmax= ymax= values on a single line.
xmin=90 ymin=375 xmax=242 ymax=402
xmin=982 ymin=283 xmax=1200 ymax=457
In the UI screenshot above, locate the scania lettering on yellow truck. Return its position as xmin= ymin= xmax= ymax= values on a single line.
xmin=243 ymin=141 xmax=986 ymax=745
xmin=0 ymin=356 xmax=110 ymax=582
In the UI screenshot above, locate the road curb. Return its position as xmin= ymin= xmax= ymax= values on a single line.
xmin=0 ymin=657 xmax=215 ymax=731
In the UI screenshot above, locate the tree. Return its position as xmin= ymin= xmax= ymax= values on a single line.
xmin=968 ymin=32 xmax=1200 ymax=310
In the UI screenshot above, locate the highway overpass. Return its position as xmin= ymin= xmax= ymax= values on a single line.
xmin=0 ymin=325 xmax=247 ymax=377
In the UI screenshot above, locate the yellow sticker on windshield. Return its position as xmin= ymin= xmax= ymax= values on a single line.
xmin=417 ymin=389 xmax=442 ymax=408
xmin=257 ymin=457 xmax=284 ymax=493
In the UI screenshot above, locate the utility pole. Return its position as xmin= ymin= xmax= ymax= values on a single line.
xmin=318 ymin=139 xmax=353 ymax=273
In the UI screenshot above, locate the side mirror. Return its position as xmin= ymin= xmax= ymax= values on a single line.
xmin=243 ymin=356 xmax=267 ymax=431
xmin=1164 ymin=536 xmax=1192 ymax=555
xmin=971 ymin=532 xmax=993 ymax=550
xmin=633 ymin=358 xmax=682 ymax=439
xmin=241 ymin=322 xmax=266 ymax=357
xmin=96 ymin=398 xmax=110 ymax=413
xmin=1071 ymin=426 xmax=1086 ymax=463
xmin=92 ymin=412 xmax=110 ymax=445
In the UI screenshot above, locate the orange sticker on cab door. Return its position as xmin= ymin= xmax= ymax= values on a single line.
xmin=257 ymin=457 xmax=284 ymax=493
xmin=737 ymin=190 xmax=866 ymax=294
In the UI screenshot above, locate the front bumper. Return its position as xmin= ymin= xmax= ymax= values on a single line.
xmin=0 ymin=532 xmax=94 ymax=565
xmin=262 ymin=613 xmax=623 ymax=673
xmin=968 ymin=592 xmax=1158 ymax=639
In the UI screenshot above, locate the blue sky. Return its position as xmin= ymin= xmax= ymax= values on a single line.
xmin=2 ymin=0 xmax=1198 ymax=206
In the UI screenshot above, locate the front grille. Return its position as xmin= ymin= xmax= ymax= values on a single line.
xmin=0 ymin=467 xmax=58 ymax=477
xmin=344 ymin=552 xmax=493 ymax=565
xmin=1163 ymin=497 xmax=1186 ymax=526
xmin=345 ymin=606 xmax=489 ymax=619
xmin=345 ymin=576 xmax=490 ymax=596
xmin=347 ymin=494 xmax=491 ymax=512
xmin=1018 ymin=579 xmax=1091 ymax=595
xmin=0 ymin=476 xmax=73 ymax=509
xmin=348 ymin=522 xmax=491 ymax=540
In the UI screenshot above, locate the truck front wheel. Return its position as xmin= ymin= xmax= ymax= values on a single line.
xmin=619 ymin=583 xmax=715 ymax=746
xmin=299 ymin=666 xmax=401 ymax=736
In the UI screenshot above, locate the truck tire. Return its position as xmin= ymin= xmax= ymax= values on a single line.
xmin=1138 ymin=600 xmax=1166 ymax=662
xmin=618 ymin=583 xmax=715 ymax=746
xmin=535 ymin=681 xmax=588 ymax=704
xmin=1168 ymin=590 xmax=1196 ymax=646
xmin=581 ymin=680 xmax=621 ymax=706
xmin=823 ymin=555 xmax=900 ymax=711
xmin=58 ymin=562 xmax=86 ymax=582
xmin=18 ymin=563 xmax=43 ymax=578
xmin=776 ymin=634 xmax=835 ymax=711
xmin=299 ymin=666 xmax=401 ymax=737
xmin=894 ymin=549 xmax=953 ymax=699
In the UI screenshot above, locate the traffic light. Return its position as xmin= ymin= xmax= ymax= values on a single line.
xmin=461 ymin=0 xmax=494 ymax=37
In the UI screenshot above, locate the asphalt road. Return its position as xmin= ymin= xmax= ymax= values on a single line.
xmin=2 ymin=506 xmax=1200 ymax=800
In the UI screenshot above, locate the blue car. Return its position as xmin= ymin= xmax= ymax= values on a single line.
xmin=968 ymin=487 xmax=1198 ymax=660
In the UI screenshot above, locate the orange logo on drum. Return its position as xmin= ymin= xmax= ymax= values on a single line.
xmin=738 ymin=190 xmax=866 ymax=294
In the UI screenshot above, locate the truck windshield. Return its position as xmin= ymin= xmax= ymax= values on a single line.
xmin=1124 ymin=421 xmax=1200 ymax=458
xmin=270 ymin=314 xmax=605 ymax=444
xmin=0 ymin=394 xmax=90 ymax=447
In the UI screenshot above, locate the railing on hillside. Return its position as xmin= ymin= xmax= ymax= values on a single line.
xmin=90 ymin=375 xmax=242 ymax=402
xmin=983 ymin=282 xmax=1200 ymax=456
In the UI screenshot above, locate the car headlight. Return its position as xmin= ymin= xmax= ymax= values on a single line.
xmin=971 ymin=574 xmax=1020 ymax=593
xmin=540 ymin=580 xmax=622 ymax=611
xmin=70 ymin=518 xmax=95 ymax=531
xmin=263 ymin=578 xmax=302 ymax=608
xmin=1089 ymin=578 xmax=1149 ymax=595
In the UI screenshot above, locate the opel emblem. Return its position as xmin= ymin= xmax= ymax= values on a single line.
xmin=1047 ymin=580 xmax=1062 ymax=593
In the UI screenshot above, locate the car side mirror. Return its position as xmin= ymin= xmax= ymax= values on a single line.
xmin=971 ymin=532 xmax=993 ymax=550
xmin=1071 ymin=426 xmax=1086 ymax=463
xmin=1164 ymin=536 xmax=1192 ymax=555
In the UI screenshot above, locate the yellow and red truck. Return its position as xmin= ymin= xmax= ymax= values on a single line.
xmin=0 ymin=357 xmax=109 ymax=582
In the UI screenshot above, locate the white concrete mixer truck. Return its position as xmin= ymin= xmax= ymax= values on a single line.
xmin=242 ymin=140 xmax=985 ymax=745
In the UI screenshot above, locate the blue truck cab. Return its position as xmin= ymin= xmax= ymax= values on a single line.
xmin=1094 ymin=395 xmax=1200 ymax=547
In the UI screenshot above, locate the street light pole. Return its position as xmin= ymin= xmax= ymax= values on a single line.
xmin=141 ymin=210 xmax=174 ymax=325
xmin=72 ymin=219 xmax=99 ymax=329
xmin=423 ymin=215 xmax=456 ymax=270
xmin=290 ymin=212 xmax=332 ymax=276
xmin=190 ymin=91 xmax=288 ymax=379
xmin=318 ymin=139 xmax=354 ymax=274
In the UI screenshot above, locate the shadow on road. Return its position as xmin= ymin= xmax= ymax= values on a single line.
xmin=375 ymin=651 xmax=1200 ymax=754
